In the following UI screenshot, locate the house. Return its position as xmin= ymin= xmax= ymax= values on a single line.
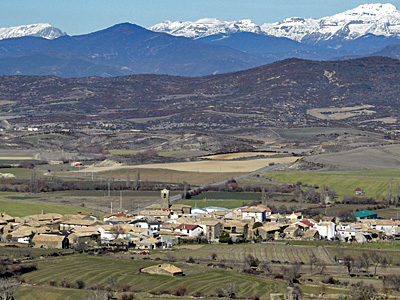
xmin=60 ymin=219 xmax=101 ymax=230
xmin=222 ymin=220 xmax=249 ymax=238
xmin=363 ymin=219 xmax=399 ymax=237
xmin=315 ymin=221 xmax=336 ymax=240
xmin=252 ymin=223 xmax=281 ymax=240
xmin=170 ymin=204 xmax=191 ymax=216
xmin=355 ymin=188 xmax=365 ymax=196
xmin=353 ymin=210 xmax=377 ymax=221
xmin=302 ymin=229 xmax=320 ymax=241
xmin=136 ymin=237 xmax=162 ymax=249
xmin=175 ymin=224 xmax=203 ymax=237
xmin=283 ymin=226 xmax=302 ymax=239
xmin=69 ymin=227 xmax=101 ymax=247
xmin=197 ymin=220 xmax=223 ymax=242
xmin=130 ymin=219 xmax=160 ymax=231
xmin=103 ymin=213 xmax=130 ymax=222
xmin=140 ymin=264 xmax=184 ymax=276
xmin=32 ymin=234 xmax=69 ymax=249
xmin=241 ymin=206 xmax=267 ymax=223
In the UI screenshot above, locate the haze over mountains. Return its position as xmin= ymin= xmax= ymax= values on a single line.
xmin=2 ymin=3 xmax=400 ymax=77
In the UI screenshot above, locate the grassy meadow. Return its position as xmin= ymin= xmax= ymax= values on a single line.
xmin=0 ymin=192 xmax=94 ymax=217
xmin=262 ymin=169 xmax=400 ymax=200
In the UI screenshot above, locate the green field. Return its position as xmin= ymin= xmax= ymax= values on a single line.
xmin=262 ymin=170 xmax=400 ymax=200
xmin=0 ymin=195 xmax=94 ymax=217
xmin=15 ymin=286 xmax=88 ymax=300
xmin=21 ymin=254 xmax=286 ymax=298
xmin=0 ymin=168 xmax=34 ymax=178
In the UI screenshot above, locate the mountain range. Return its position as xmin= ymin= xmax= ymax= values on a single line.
xmin=1 ymin=56 xmax=400 ymax=134
xmin=2 ymin=3 xmax=400 ymax=77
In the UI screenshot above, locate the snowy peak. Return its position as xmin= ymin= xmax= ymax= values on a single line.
xmin=149 ymin=18 xmax=261 ymax=38
xmin=0 ymin=23 xmax=67 ymax=40
xmin=261 ymin=3 xmax=400 ymax=45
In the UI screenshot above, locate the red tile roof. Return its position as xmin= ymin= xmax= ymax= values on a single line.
xmin=176 ymin=224 xmax=199 ymax=230
xmin=300 ymin=220 xmax=313 ymax=227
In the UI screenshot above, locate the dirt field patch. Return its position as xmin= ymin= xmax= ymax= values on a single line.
xmin=202 ymin=152 xmax=277 ymax=160
xmin=97 ymin=169 xmax=245 ymax=185
xmin=307 ymin=105 xmax=376 ymax=120
xmin=81 ymin=157 xmax=300 ymax=174
xmin=0 ymin=156 xmax=33 ymax=160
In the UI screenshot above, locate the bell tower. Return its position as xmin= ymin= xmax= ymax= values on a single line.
xmin=161 ymin=189 xmax=170 ymax=209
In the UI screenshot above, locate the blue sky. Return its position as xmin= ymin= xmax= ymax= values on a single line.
xmin=1 ymin=1 xmax=399 ymax=35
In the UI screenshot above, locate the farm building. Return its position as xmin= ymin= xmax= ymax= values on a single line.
xmin=140 ymin=264 xmax=184 ymax=276
xmin=32 ymin=234 xmax=69 ymax=249
xmin=353 ymin=210 xmax=377 ymax=221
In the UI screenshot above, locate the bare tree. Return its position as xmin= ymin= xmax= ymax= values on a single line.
xmin=0 ymin=277 xmax=20 ymax=300
xmin=225 ymin=282 xmax=238 ymax=298
xmin=370 ymin=252 xmax=388 ymax=277
xmin=387 ymin=180 xmax=393 ymax=204
xmin=344 ymin=255 xmax=354 ymax=274
xmin=109 ymin=225 xmax=125 ymax=240
xmin=125 ymin=170 xmax=130 ymax=189
xmin=86 ymin=284 xmax=107 ymax=300
xmin=133 ymin=169 xmax=140 ymax=191
xmin=309 ymin=253 xmax=326 ymax=275
xmin=395 ymin=182 xmax=399 ymax=207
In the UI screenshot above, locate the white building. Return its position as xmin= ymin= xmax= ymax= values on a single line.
xmin=315 ymin=221 xmax=336 ymax=240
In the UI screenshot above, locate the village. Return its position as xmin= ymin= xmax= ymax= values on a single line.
xmin=0 ymin=188 xmax=396 ymax=251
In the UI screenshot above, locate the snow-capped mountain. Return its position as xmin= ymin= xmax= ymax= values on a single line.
xmin=149 ymin=18 xmax=261 ymax=38
xmin=261 ymin=3 xmax=400 ymax=46
xmin=0 ymin=23 xmax=66 ymax=40
xmin=149 ymin=3 xmax=400 ymax=48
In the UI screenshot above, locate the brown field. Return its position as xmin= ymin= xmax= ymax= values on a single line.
xmin=307 ymin=105 xmax=375 ymax=120
xmin=201 ymin=152 xmax=277 ymax=160
xmin=98 ymin=169 xmax=245 ymax=185
xmin=0 ymin=156 xmax=33 ymax=160
xmin=304 ymin=144 xmax=400 ymax=170
xmin=81 ymin=157 xmax=300 ymax=174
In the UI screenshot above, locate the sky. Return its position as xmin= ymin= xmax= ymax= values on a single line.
xmin=1 ymin=1 xmax=399 ymax=35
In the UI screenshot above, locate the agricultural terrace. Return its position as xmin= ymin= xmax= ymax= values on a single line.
xmin=154 ymin=243 xmax=333 ymax=265
xmin=262 ymin=170 xmax=400 ymax=200
xmin=21 ymin=255 xmax=286 ymax=298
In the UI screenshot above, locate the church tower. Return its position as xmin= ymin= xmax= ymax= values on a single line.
xmin=161 ymin=189 xmax=170 ymax=209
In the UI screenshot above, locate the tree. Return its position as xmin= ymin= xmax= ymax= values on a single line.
xmin=210 ymin=253 xmax=218 ymax=260
xmin=387 ymin=180 xmax=393 ymax=204
xmin=245 ymin=254 xmax=259 ymax=268
xmin=0 ymin=277 xmax=20 ymax=300
xmin=369 ymin=252 xmax=388 ymax=277
xmin=109 ymin=225 xmax=125 ymax=240
xmin=133 ymin=169 xmax=140 ymax=191
xmin=309 ymin=253 xmax=326 ymax=275
xmin=320 ymin=183 xmax=326 ymax=203
xmin=291 ymin=285 xmax=303 ymax=300
xmin=225 ymin=282 xmax=238 ymax=298
xmin=344 ymin=255 xmax=354 ymax=274
xmin=86 ymin=284 xmax=107 ymax=300
xmin=395 ymin=182 xmax=399 ymax=207
xmin=125 ymin=170 xmax=130 ymax=189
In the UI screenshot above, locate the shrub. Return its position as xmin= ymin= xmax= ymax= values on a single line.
xmin=76 ymin=280 xmax=85 ymax=289
xmin=175 ymin=285 xmax=187 ymax=296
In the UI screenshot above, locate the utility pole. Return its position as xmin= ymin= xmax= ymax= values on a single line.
xmin=120 ymin=190 xmax=122 ymax=212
